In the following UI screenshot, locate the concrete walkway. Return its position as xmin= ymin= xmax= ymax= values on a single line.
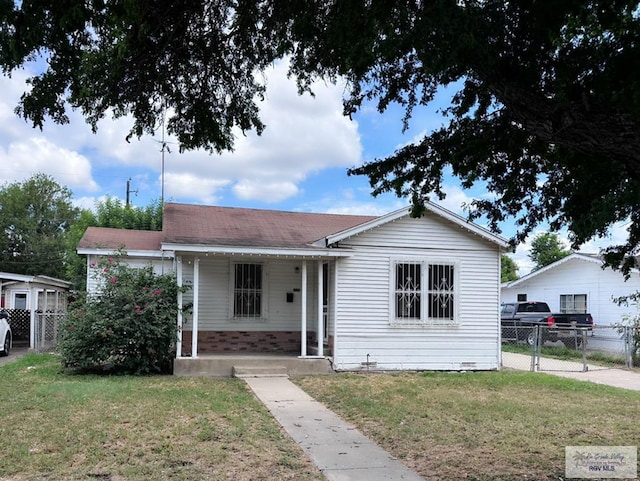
xmin=502 ymin=351 xmax=640 ymax=391
xmin=244 ymin=376 xmax=424 ymax=481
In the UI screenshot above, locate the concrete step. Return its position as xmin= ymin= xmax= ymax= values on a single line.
xmin=232 ymin=365 xmax=289 ymax=378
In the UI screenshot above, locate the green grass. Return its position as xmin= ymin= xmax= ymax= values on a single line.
xmin=0 ymin=354 xmax=323 ymax=481
xmin=294 ymin=371 xmax=640 ymax=481
xmin=502 ymin=342 xmax=629 ymax=367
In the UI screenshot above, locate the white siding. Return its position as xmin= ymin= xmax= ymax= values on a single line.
xmin=502 ymin=258 xmax=640 ymax=326
xmin=333 ymin=213 xmax=501 ymax=371
xmin=86 ymin=254 xmax=173 ymax=295
xmin=182 ymin=256 xmax=318 ymax=332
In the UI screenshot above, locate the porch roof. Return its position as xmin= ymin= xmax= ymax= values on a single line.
xmin=0 ymin=271 xmax=72 ymax=289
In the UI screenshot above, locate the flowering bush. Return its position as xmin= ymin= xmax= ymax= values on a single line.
xmin=59 ymin=254 xmax=189 ymax=374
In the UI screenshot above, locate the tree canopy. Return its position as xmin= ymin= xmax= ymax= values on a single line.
xmin=501 ymin=255 xmax=519 ymax=283
xmin=529 ymin=233 xmax=571 ymax=271
xmin=0 ymin=174 xmax=79 ymax=278
xmin=2 ymin=1 xmax=640 ymax=272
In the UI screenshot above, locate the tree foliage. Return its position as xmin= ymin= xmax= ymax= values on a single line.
xmin=58 ymin=254 xmax=187 ymax=375
xmin=501 ymin=255 xmax=519 ymax=283
xmin=2 ymin=2 xmax=640 ymax=272
xmin=65 ymin=197 xmax=163 ymax=290
xmin=529 ymin=233 xmax=571 ymax=271
xmin=0 ymin=173 xmax=79 ymax=278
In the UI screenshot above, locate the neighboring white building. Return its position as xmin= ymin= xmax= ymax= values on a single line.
xmin=0 ymin=272 xmax=71 ymax=349
xmin=502 ymin=253 xmax=640 ymax=327
xmin=78 ymin=202 xmax=508 ymax=373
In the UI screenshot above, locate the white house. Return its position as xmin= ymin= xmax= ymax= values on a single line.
xmin=501 ymin=253 xmax=640 ymax=327
xmin=78 ymin=202 xmax=508 ymax=374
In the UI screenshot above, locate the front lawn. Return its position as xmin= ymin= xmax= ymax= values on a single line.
xmin=0 ymin=354 xmax=323 ymax=481
xmin=295 ymin=371 xmax=640 ymax=481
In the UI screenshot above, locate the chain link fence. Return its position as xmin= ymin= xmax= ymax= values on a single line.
xmin=502 ymin=325 xmax=638 ymax=372
xmin=33 ymin=311 xmax=65 ymax=352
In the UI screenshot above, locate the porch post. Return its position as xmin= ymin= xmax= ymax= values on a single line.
xmin=301 ymin=260 xmax=307 ymax=357
xmin=176 ymin=256 xmax=183 ymax=358
xmin=191 ymin=257 xmax=200 ymax=358
xmin=317 ymin=259 xmax=323 ymax=357
xmin=29 ymin=287 xmax=37 ymax=350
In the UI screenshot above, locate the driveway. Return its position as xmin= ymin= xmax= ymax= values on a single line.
xmin=0 ymin=347 xmax=29 ymax=367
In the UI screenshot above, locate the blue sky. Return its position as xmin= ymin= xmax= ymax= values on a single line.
xmin=0 ymin=61 xmax=624 ymax=274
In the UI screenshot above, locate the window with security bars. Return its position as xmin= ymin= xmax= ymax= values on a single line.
xmin=559 ymin=294 xmax=587 ymax=313
xmin=395 ymin=263 xmax=421 ymax=319
xmin=394 ymin=261 xmax=456 ymax=323
xmin=428 ymin=264 xmax=455 ymax=320
xmin=234 ymin=263 xmax=262 ymax=318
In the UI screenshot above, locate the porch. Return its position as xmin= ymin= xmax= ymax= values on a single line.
xmin=173 ymin=353 xmax=334 ymax=378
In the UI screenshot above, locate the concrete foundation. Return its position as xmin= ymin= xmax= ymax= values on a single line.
xmin=173 ymin=354 xmax=333 ymax=378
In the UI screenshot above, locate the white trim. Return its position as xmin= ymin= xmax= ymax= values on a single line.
xmin=0 ymin=272 xmax=71 ymax=289
xmin=300 ymin=261 xmax=308 ymax=357
xmin=176 ymin=256 xmax=183 ymax=358
xmin=503 ymin=253 xmax=611 ymax=289
xmin=389 ymin=258 xmax=460 ymax=326
xmin=191 ymin=257 xmax=200 ymax=358
xmin=317 ymin=259 xmax=323 ymax=357
xmin=77 ymin=248 xmax=173 ymax=259
xmin=325 ymin=204 xmax=510 ymax=248
xmin=163 ymin=243 xmax=354 ymax=258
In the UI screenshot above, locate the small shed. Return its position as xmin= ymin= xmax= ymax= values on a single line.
xmin=0 ymin=272 xmax=72 ymax=349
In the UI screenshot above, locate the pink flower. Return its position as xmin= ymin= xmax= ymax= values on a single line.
xmin=153 ymin=289 xmax=163 ymax=295
xmin=108 ymin=257 xmax=114 ymax=263
xmin=135 ymin=306 xmax=142 ymax=313
xmin=89 ymin=262 xmax=96 ymax=268
xmin=109 ymin=277 xmax=117 ymax=284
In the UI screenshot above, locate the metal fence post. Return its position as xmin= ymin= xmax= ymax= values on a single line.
xmin=581 ymin=329 xmax=588 ymax=372
xmin=624 ymin=326 xmax=634 ymax=369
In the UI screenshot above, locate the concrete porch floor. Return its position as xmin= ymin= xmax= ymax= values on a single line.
xmin=173 ymin=353 xmax=334 ymax=378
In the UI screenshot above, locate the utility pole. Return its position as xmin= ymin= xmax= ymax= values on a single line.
xmin=126 ymin=178 xmax=138 ymax=206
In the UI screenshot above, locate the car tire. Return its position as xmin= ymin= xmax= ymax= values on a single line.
xmin=1 ymin=334 xmax=9 ymax=357
xmin=526 ymin=331 xmax=535 ymax=347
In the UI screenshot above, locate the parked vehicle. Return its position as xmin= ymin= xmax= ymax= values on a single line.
xmin=501 ymin=301 xmax=594 ymax=348
xmin=0 ymin=310 xmax=11 ymax=356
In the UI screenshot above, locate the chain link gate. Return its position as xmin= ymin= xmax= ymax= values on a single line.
xmin=33 ymin=312 xmax=65 ymax=352
xmin=531 ymin=325 xmax=636 ymax=372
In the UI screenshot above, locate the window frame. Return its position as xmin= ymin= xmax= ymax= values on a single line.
xmin=559 ymin=294 xmax=587 ymax=314
xmin=390 ymin=258 xmax=459 ymax=326
xmin=230 ymin=261 xmax=267 ymax=321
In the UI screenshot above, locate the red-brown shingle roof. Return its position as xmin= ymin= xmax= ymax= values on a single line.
xmin=78 ymin=227 xmax=163 ymax=251
xmin=77 ymin=205 xmax=378 ymax=252
xmin=162 ymin=203 xmax=377 ymax=248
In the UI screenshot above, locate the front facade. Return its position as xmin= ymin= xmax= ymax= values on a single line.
xmin=79 ymin=202 xmax=508 ymax=372
xmin=502 ymin=253 xmax=640 ymax=327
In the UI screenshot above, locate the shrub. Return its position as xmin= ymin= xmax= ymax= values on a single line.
xmin=58 ymin=254 xmax=188 ymax=374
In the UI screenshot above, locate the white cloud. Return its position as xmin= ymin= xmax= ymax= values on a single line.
xmin=0 ymin=58 xmax=363 ymax=206
xmin=233 ymin=179 xmax=299 ymax=202
xmin=163 ymin=172 xmax=231 ymax=204
xmin=0 ymin=137 xmax=98 ymax=192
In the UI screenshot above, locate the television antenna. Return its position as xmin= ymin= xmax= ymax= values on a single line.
xmin=155 ymin=107 xmax=176 ymax=205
